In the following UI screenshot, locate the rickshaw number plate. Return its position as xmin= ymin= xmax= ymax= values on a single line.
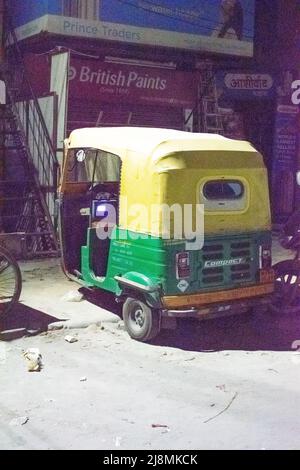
xmin=260 ymin=269 xmax=275 ymax=284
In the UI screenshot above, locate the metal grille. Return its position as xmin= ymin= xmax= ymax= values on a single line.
xmin=197 ymin=61 xmax=224 ymax=134
xmin=201 ymin=244 xmax=224 ymax=285
xmin=201 ymin=240 xmax=253 ymax=287
xmin=67 ymin=101 xmax=184 ymax=133
xmin=230 ymin=241 xmax=251 ymax=282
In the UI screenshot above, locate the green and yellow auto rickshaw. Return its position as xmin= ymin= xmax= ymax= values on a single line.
xmin=58 ymin=127 xmax=274 ymax=341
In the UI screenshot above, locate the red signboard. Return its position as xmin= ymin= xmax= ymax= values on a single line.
xmin=22 ymin=54 xmax=197 ymax=109
xmin=68 ymin=58 xmax=196 ymax=108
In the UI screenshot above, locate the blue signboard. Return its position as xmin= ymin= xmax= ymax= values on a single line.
xmin=216 ymin=71 xmax=275 ymax=102
xmin=9 ymin=0 xmax=255 ymax=57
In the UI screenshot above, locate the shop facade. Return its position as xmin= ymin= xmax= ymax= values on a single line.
xmin=67 ymin=57 xmax=197 ymax=133
xmin=8 ymin=0 xmax=293 ymax=223
xmin=8 ymin=1 xmax=257 ymax=134
xmin=22 ymin=52 xmax=198 ymax=164
xmin=10 ymin=0 xmax=256 ymax=156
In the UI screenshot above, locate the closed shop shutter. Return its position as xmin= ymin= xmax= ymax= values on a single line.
xmin=67 ymin=99 xmax=184 ymax=134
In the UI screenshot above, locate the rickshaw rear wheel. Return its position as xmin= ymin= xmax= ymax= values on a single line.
xmin=270 ymin=260 xmax=300 ymax=315
xmin=122 ymin=297 xmax=160 ymax=342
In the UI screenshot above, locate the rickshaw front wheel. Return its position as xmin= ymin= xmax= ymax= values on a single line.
xmin=122 ymin=297 xmax=160 ymax=342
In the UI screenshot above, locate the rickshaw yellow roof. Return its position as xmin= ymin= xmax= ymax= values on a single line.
xmin=67 ymin=127 xmax=258 ymax=161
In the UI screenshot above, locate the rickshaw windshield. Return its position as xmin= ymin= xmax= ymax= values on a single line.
xmin=66 ymin=148 xmax=121 ymax=183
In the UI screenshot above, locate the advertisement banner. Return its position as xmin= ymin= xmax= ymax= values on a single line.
xmin=10 ymin=0 xmax=255 ymax=57
xmin=68 ymin=58 xmax=196 ymax=107
xmin=272 ymin=71 xmax=300 ymax=222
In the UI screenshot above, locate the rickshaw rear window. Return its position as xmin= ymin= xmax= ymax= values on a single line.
xmin=203 ymin=180 xmax=244 ymax=200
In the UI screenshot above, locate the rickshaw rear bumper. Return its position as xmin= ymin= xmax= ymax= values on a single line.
xmin=161 ymin=283 xmax=274 ymax=320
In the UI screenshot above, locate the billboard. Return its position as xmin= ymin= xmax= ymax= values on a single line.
xmin=10 ymin=0 xmax=255 ymax=57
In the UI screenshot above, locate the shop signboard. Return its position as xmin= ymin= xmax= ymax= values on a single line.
xmin=216 ymin=71 xmax=275 ymax=101
xmin=23 ymin=54 xmax=196 ymax=107
xmin=68 ymin=58 xmax=196 ymax=108
xmin=9 ymin=0 xmax=255 ymax=57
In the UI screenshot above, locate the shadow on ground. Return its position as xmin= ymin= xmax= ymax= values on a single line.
xmin=80 ymin=287 xmax=300 ymax=353
xmin=152 ymin=310 xmax=300 ymax=353
xmin=0 ymin=303 xmax=63 ymax=341
xmin=80 ymin=287 xmax=122 ymax=317
xmin=3 ymin=287 xmax=298 ymax=354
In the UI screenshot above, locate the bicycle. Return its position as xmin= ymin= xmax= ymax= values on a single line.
xmin=271 ymin=210 xmax=300 ymax=314
xmin=0 ymin=245 xmax=22 ymax=318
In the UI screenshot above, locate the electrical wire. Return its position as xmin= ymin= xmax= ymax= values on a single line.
xmin=114 ymin=0 xmax=280 ymax=36
xmin=35 ymin=46 xmax=100 ymax=59
xmin=114 ymin=0 xmax=255 ymax=39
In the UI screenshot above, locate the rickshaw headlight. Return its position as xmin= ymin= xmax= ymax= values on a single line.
xmin=176 ymin=252 xmax=190 ymax=279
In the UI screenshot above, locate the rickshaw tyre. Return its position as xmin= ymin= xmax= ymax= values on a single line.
xmin=0 ymin=246 xmax=22 ymax=318
xmin=122 ymin=297 xmax=160 ymax=342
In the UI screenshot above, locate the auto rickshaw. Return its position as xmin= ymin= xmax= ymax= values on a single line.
xmin=58 ymin=127 xmax=275 ymax=341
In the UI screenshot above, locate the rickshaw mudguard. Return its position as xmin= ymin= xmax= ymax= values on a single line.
xmin=114 ymin=272 xmax=162 ymax=309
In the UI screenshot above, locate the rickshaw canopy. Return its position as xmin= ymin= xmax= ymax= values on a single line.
xmin=64 ymin=127 xmax=271 ymax=236
xmin=66 ymin=127 xmax=260 ymax=163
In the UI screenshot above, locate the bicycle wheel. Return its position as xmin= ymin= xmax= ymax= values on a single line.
xmin=0 ymin=246 xmax=22 ymax=318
